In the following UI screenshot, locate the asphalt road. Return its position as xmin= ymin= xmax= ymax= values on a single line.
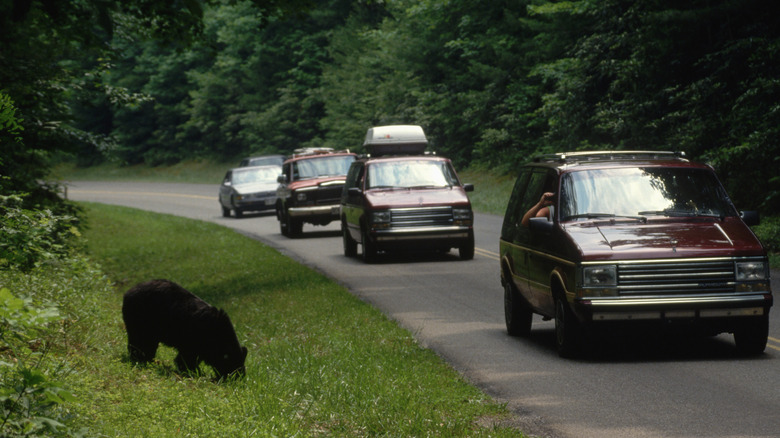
xmin=65 ymin=181 xmax=780 ymax=438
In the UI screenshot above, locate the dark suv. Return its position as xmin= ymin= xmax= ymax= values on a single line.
xmin=341 ymin=125 xmax=474 ymax=262
xmin=276 ymin=148 xmax=356 ymax=237
xmin=500 ymin=151 xmax=772 ymax=357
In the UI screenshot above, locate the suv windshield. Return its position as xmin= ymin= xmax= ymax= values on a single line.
xmin=293 ymin=155 xmax=355 ymax=180
xmin=560 ymin=167 xmax=736 ymax=221
xmin=368 ymin=160 xmax=458 ymax=189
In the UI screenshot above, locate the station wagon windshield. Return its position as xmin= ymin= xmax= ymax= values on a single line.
xmin=559 ymin=167 xmax=736 ymax=222
xmin=368 ymin=160 xmax=458 ymax=189
xmin=294 ymin=155 xmax=355 ymax=179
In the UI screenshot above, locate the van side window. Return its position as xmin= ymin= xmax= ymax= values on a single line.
xmin=502 ymin=170 xmax=531 ymax=241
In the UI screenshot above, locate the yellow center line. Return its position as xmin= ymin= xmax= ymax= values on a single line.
xmin=475 ymin=248 xmax=499 ymax=261
xmin=68 ymin=189 xmax=213 ymax=201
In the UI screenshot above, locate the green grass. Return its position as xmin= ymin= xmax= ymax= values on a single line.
xmin=61 ymin=203 xmax=523 ymax=437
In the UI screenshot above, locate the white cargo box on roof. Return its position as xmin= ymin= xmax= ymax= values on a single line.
xmin=364 ymin=125 xmax=428 ymax=156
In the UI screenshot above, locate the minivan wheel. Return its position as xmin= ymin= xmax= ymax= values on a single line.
xmin=504 ymin=281 xmax=532 ymax=336
xmin=361 ymin=227 xmax=377 ymax=263
xmin=733 ymin=315 xmax=769 ymax=356
xmin=554 ymin=296 xmax=583 ymax=358
xmin=221 ymin=206 xmax=231 ymax=217
xmin=459 ymin=231 xmax=475 ymax=260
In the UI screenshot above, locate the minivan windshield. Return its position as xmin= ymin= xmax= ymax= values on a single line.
xmin=559 ymin=167 xmax=736 ymax=221
xmin=367 ymin=160 xmax=458 ymax=189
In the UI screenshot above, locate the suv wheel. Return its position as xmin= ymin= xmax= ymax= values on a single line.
xmin=278 ymin=206 xmax=289 ymax=236
xmin=733 ymin=315 xmax=769 ymax=356
xmin=286 ymin=213 xmax=302 ymax=237
xmin=504 ymin=281 xmax=532 ymax=336
xmin=555 ymin=295 xmax=583 ymax=358
xmin=342 ymin=221 xmax=357 ymax=257
xmin=459 ymin=230 xmax=475 ymax=260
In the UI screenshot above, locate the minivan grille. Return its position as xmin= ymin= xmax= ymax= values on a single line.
xmin=618 ymin=260 xmax=735 ymax=296
xmin=390 ymin=207 xmax=453 ymax=228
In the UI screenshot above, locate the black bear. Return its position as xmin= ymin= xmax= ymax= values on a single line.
xmin=122 ymin=279 xmax=247 ymax=379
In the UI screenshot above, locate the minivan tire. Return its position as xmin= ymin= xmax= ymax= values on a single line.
xmin=504 ymin=281 xmax=532 ymax=336
xmin=733 ymin=314 xmax=769 ymax=356
xmin=555 ymin=296 xmax=583 ymax=358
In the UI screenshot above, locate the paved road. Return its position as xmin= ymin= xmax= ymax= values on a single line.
xmin=66 ymin=181 xmax=780 ymax=438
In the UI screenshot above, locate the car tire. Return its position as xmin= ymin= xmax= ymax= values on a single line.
xmin=342 ymin=221 xmax=357 ymax=257
xmin=733 ymin=314 xmax=769 ymax=356
xmin=555 ymin=295 xmax=583 ymax=358
xmin=504 ymin=281 xmax=532 ymax=336
xmin=459 ymin=230 xmax=475 ymax=260
xmin=361 ymin=226 xmax=377 ymax=263
xmin=221 ymin=206 xmax=231 ymax=217
xmin=231 ymin=197 xmax=243 ymax=218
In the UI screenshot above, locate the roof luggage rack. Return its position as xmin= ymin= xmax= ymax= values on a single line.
xmin=534 ymin=150 xmax=686 ymax=164
xmin=292 ymin=147 xmax=350 ymax=158
xmin=364 ymin=125 xmax=428 ymax=156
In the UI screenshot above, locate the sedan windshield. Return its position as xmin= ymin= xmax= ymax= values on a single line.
xmin=559 ymin=167 xmax=736 ymax=222
xmin=367 ymin=160 xmax=459 ymax=189
xmin=232 ymin=166 xmax=280 ymax=185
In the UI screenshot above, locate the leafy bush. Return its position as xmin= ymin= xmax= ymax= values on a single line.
xmin=0 ymin=287 xmax=74 ymax=437
xmin=753 ymin=216 xmax=780 ymax=253
xmin=0 ymin=196 xmax=81 ymax=272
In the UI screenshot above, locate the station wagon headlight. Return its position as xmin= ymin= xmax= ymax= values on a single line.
xmin=735 ymin=261 xmax=767 ymax=281
xmin=582 ymin=266 xmax=617 ymax=287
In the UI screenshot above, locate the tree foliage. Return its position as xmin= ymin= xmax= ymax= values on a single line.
xmin=2 ymin=0 xmax=779 ymax=213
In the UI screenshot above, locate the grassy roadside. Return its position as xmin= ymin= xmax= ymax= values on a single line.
xmin=62 ymin=203 xmax=523 ymax=436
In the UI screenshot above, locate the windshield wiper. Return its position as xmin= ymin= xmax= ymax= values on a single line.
xmin=565 ymin=213 xmax=647 ymax=223
xmin=638 ymin=209 xmax=723 ymax=219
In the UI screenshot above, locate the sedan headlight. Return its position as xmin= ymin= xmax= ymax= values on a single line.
xmin=582 ymin=265 xmax=617 ymax=287
xmin=736 ymin=261 xmax=767 ymax=281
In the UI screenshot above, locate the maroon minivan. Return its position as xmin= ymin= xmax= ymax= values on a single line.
xmin=341 ymin=125 xmax=474 ymax=263
xmin=500 ymin=151 xmax=772 ymax=357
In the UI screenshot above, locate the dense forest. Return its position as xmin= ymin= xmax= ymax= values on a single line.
xmin=2 ymin=0 xmax=779 ymax=214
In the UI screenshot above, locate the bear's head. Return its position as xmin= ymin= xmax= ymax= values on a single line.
xmin=209 ymin=309 xmax=248 ymax=379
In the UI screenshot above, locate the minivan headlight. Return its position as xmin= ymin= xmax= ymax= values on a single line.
xmin=736 ymin=261 xmax=767 ymax=281
xmin=453 ymin=208 xmax=472 ymax=221
xmin=582 ymin=265 xmax=617 ymax=287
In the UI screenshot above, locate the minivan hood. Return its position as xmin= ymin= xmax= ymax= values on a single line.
xmin=365 ymin=187 xmax=471 ymax=209
xmin=564 ymin=217 xmax=764 ymax=260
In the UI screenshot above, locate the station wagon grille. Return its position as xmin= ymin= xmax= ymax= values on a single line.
xmin=390 ymin=207 xmax=453 ymax=228
xmin=618 ymin=260 xmax=735 ymax=296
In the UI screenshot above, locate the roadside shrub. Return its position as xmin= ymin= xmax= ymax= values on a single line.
xmin=753 ymin=215 xmax=780 ymax=253
xmin=0 ymin=195 xmax=81 ymax=272
xmin=0 ymin=287 xmax=75 ymax=437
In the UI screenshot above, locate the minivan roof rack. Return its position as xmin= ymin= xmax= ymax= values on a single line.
xmin=534 ymin=150 xmax=686 ymax=164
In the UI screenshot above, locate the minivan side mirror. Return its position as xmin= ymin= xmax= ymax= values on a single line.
xmin=463 ymin=183 xmax=474 ymax=192
xmin=740 ymin=210 xmax=760 ymax=226
xmin=529 ymin=216 xmax=554 ymax=233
